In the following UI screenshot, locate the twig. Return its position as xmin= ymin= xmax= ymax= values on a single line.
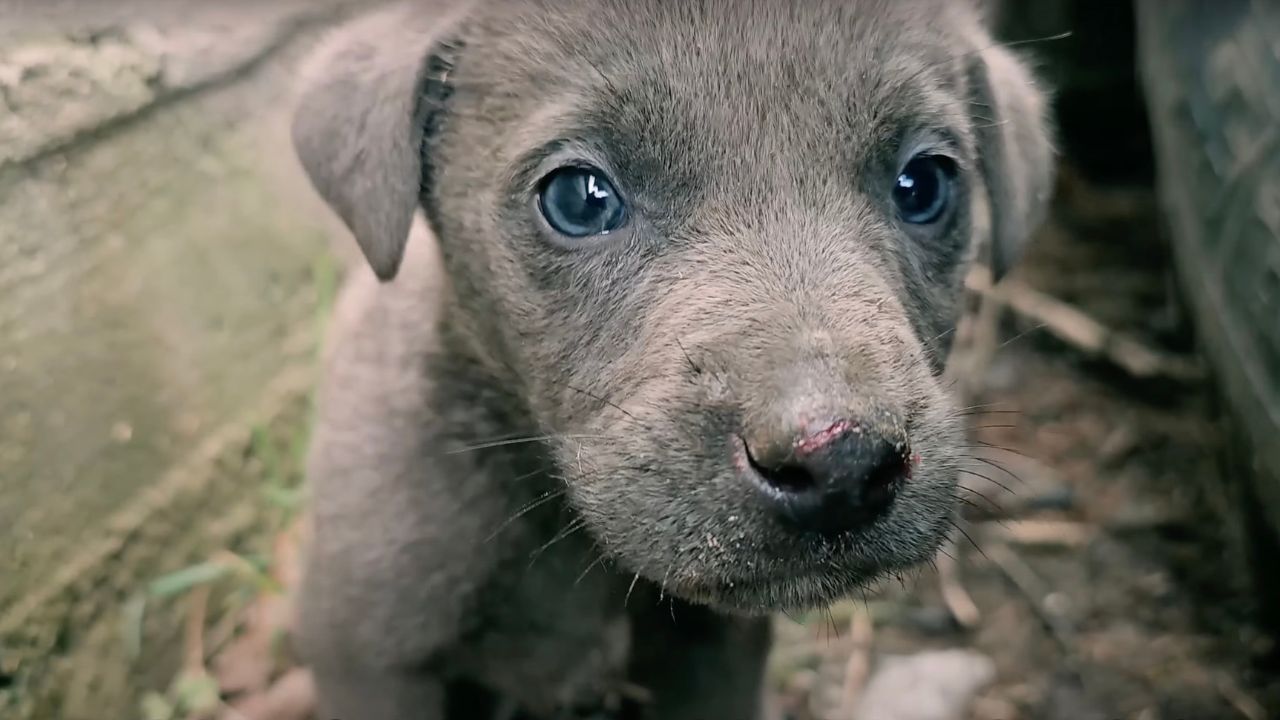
xmin=1216 ymin=674 xmax=1267 ymax=720
xmin=838 ymin=606 xmax=875 ymax=719
xmin=203 ymin=596 xmax=248 ymax=662
xmin=615 ymin=681 xmax=655 ymax=705
xmin=948 ymin=264 xmax=1007 ymax=402
xmin=184 ymin=585 xmax=211 ymax=673
xmin=985 ymin=541 xmax=1076 ymax=657
xmin=985 ymin=519 xmax=1096 ymax=549
xmin=966 ymin=274 xmax=1204 ymax=382
xmin=936 ymin=538 xmax=982 ymax=629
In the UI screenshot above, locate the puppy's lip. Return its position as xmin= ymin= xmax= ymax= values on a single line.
xmin=674 ymin=568 xmax=874 ymax=613
xmin=666 ymin=555 xmax=883 ymax=606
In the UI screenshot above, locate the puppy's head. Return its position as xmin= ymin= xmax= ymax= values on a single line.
xmin=294 ymin=0 xmax=1054 ymax=613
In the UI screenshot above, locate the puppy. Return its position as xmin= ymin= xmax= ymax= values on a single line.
xmin=290 ymin=1 xmax=1053 ymax=718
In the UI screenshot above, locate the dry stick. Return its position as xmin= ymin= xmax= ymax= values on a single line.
xmin=184 ymin=584 xmax=211 ymax=674
xmin=184 ymin=584 xmax=257 ymax=720
xmin=985 ymin=541 xmax=1076 ymax=658
xmin=203 ymin=594 xmax=248 ymax=663
xmin=838 ymin=606 xmax=876 ymax=719
xmin=1216 ymin=674 xmax=1267 ymax=720
xmin=966 ymin=274 xmax=1204 ymax=382
xmin=987 ymin=519 xmax=1096 ymax=549
xmin=936 ymin=537 xmax=982 ymax=629
xmin=985 ymin=545 xmax=1108 ymax=717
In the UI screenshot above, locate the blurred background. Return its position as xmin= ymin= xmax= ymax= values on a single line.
xmin=0 ymin=1 xmax=1276 ymax=719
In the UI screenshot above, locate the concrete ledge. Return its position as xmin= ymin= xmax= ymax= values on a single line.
xmin=0 ymin=2 xmax=387 ymax=717
xmin=0 ymin=367 xmax=316 ymax=720
xmin=0 ymin=1 xmax=359 ymax=169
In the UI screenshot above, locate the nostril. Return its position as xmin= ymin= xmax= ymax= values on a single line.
xmin=746 ymin=451 xmax=818 ymax=494
xmin=867 ymin=443 xmax=911 ymax=490
xmin=741 ymin=421 xmax=911 ymax=535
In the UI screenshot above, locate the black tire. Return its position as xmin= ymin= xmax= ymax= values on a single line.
xmin=1136 ymin=0 xmax=1280 ymax=608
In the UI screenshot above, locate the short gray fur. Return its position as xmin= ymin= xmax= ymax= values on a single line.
xmin=289 ymin=1 xmax=1054 ymax=717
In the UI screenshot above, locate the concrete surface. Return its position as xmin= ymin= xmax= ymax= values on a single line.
xmin=0 ymin=2 xmax=382 ymax=717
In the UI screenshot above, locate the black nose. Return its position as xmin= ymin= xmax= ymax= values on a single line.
xmin=742 ymin=420 xmax=909 ymax=535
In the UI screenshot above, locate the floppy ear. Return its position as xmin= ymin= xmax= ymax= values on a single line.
xmin=292 ymin=2 xmax=470 ymax=281
xmin=969 ymin=43 xmax=1056 ymax=281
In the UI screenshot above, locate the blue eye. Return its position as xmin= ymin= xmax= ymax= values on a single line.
xmin=538 ymin=166 xmax=628 ymax=238
xmin=893 ymin=154 xmax=954 ymax=225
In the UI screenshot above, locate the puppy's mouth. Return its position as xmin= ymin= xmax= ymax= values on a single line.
xmin=663 ymin=559 xmax=886 ymax=615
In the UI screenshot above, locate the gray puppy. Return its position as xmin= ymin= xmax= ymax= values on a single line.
xmin=290 ymin=0 xmax=1053 ymax=718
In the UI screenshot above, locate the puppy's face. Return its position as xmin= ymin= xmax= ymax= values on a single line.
xmin=295 ymin=0 xmax=1053 ymax=613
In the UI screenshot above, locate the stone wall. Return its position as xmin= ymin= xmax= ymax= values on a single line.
xmin=0 ymin=2 xmax=377 ymax=717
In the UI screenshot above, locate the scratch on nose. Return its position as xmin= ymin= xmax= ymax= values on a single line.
xmin=793 ymin=419 xmax=857 ymax=455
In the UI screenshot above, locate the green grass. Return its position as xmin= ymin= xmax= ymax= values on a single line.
xmin=129 ymin=253 xmax=341 ymax=718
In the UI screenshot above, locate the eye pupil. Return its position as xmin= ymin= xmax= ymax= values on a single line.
xmin=893 ymin=155 xmax=952 ymax=225
xmin=539 ymin=167 xmax=627 ymax=238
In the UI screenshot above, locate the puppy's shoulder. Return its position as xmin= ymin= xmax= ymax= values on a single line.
xmin=319 ymin=214 xmax=446 ymax=384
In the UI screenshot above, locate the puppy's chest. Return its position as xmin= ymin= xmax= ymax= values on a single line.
xmin=453 ymin=523 xmax=633 ymax=715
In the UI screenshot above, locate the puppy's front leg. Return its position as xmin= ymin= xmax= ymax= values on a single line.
xmin=625 ymin=588 xmax=772 ymax=720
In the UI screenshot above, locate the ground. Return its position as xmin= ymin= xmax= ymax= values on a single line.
xmin=145 ymin=165 xmax=1280 ymax=720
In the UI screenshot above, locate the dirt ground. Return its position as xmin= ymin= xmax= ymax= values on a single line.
xmin=151 ymin=164 xmax=1280 ymax=720
xmin=768 ymin=166 xmax=1280 ymax=720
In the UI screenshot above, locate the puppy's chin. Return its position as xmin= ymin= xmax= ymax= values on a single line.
xmin=567 ymin=473 xmax=955 ymax=615
xmin=664 ymin=534 xmax=947 ymax=615
xmin=669 ymin=569 xmax=882 ymax=617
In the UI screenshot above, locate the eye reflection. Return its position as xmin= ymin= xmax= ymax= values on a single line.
xmin=538 ymin=166 xmax=628 ymax=238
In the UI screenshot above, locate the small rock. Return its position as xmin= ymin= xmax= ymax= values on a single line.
xmin=853 ymin=649 xmax=996 ymax=720
xmin=110 ymin=420 xmax=133 ymax=443
xmin=1042 ymin=670 xmax=1107 ymax=720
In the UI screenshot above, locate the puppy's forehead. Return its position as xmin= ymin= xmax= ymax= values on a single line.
xmin=463 ymin=0 xmax=981 ymax=187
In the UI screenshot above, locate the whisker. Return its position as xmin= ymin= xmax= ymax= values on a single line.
xmin=997 ymin=30 xmax=1074 ymax=50
xmin=558 ymin=381 xmax=653 ymax=430
xmin=658 ymin=560 xmax=677 ymax=604
xmin=625 ymin=572 xmax=643 ymax=608
xmin=507 ymin=466 xmax=549 ymax=483
xmin=953 ymin=486 xmax=1005 ymax=517
xmin=897 ymin=31 xmax=1074 ymax=108
xmin=948 ymin=520 xmax=987 ymax=559
xmin=959 ymin=441 xmax=1033 ymax=459
xmin=951 ymin=408 xmax=1024 ymax=419
xmin=486 ymin=487 xmax=568 ymax=542
xmin=574 ymin=552 xmax=610 ymax=587
xmin=998 ymin=321 xmax=1049 ymax=350
xmin=953 ymin=492 xmax=1003 ymax=519
xmin=448 ymin=433 xmax=609 ymax=454
xmin=528 ymin=518 xmax=588 ymax=567
xmin=956 ymin=401 xmax=1015 ymax=412
xmin=957 ymin=467 xmax=1015 ymax=495
xmin=970 ymin=455 xmax=1025 ymax=485
xmin=902 ymin=326 xmax=957 ymax=375
xmin=926 ymin=326 xmax=959 ymax=348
